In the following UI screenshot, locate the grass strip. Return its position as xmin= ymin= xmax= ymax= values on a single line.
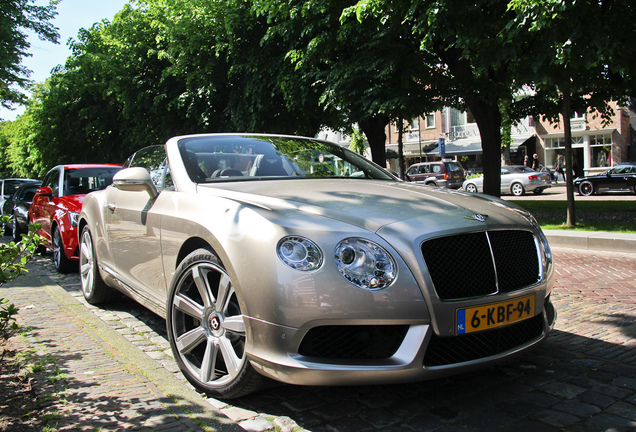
xmin=510 ymin=200 xmax=636 ymax=233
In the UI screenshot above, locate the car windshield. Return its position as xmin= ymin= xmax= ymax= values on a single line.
xmin=63 ymin=167 xmax=121 ymax=195
xmin=611 ymin=165 xmax=636 ymax=174
xmin=178 ymin=135 xmax=396 ymax=183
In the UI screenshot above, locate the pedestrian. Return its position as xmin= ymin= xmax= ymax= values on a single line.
xmin=532 ymin=153 xmax=539 ymax=171
xmin=555 ymin=154 xmax=564 ymax=183
xmin=524 ymin=155 xmax=531 ymax=168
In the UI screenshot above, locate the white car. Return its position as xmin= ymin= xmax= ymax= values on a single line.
xmin=79 ymin=134 xmax=556 ymax=398
xmin=463 ymin=165 xmax=552 ymax=196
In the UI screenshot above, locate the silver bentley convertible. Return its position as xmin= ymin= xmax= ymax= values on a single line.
xmin=79 ymin=134 xmax=556 ymax=399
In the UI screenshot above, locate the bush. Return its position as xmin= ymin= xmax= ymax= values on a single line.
xmin=0 ymin=216 xmax=44 ymax=360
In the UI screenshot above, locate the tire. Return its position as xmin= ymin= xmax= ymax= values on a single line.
xmin=79 ymin=225 xmax=118 ymax=304
xmin=166 ymin=248 xmax=264 ymax=399
xmin=11 ymin=215 xmax=22 ymax=242
xmin=511 ymin=182 xmax=525 ymax=196
xmin=465 ymin=183 xmax=478 ymax=193
xmin=532 ymin=188 xmax=544 ymax=195
xmin=52 ymin=227 xmax=74 ymax=274
xmin=578 ymin=180 xmax=594 ymax=196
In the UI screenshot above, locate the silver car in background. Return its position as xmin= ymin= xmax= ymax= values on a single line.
xmin=462 ymin=165 xmax=552 ymax=196
xmin=79 ymin=134 xmax=556 ymax=399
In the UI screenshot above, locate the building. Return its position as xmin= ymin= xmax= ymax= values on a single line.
xmin=535 ymin=100 xmax=632 ymax=178
xmin=383 ymin=100 xmax=635 ymax=176
xmin=384 ymin=108 xmax=535 ymax=176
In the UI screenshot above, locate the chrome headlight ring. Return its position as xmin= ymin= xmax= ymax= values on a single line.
xmin=277 ymin=236 xmax=323 ymax=271
xmin=334 ymin=238 xmax=397 ymax=290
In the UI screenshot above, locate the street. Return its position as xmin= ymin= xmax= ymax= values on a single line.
xmin=10 ymin=245 xmax=631 ymax=432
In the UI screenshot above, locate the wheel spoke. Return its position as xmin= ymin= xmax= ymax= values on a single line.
xmin=176 ymin=326 xmax=207 ymax=355
xmin=199 ymin=339 xmax=219 ymax=382
xmin=192 ymin=264 xmax=214 ymax=308
xmin=173 ymin=292 xmax=204 ymax=320
xmin=216 ymin=273 xmax=233 ymax=312
xmin=218 ymin=336 xmax=241 ymax=378
xmin=222 ymin=315 xmax=246 ymax=335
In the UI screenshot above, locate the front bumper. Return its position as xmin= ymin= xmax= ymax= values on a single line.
xmin=244 ymin=295 xmax=556 ymax=386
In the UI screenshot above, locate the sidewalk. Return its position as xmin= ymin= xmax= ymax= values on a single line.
xmin=2 ymin=265 xmax=245 ymax=432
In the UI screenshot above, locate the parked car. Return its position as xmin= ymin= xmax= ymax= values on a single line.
xmin=573 ymin=162 xmax=636 ymax=196
xmin=79 ymin=134 xmax=556 ymax=399
xmin=405 ymin=160 xmax=465 ymax=189
xmin=4 ymin=181 xmax=41 ymax=241
xmin=462 ymin=165 xmax=552 ymax=196
xmin=29 ymin=164 xmax=122 ymax=273
xmin=0 ymin=178 xmax=39 ymax=235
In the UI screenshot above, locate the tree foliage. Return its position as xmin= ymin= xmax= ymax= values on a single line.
xmin=0 ymin=0 xmax=634 ymax=198
xmin=0 ymin=0 xmax=59 ymax=112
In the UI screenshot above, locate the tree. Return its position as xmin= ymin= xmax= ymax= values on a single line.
xmin=0 ymin=0 xmax=59 ymax=113
xmin=255 ymin=0 xmax=442 ymax=167
xmin=508 ymin=0 xmax=636 ymax=225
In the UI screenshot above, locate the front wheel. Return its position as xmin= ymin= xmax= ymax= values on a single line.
xmin=79 ymin=225 xmax=118 ymax=304
xmin=578 ymin=181 xmax=594 ymax=196
xmin=52 ymin=227 xmax=74 ymax=274
xmin=465 ymin=183 xmax=478 ymax=193
xmin=511 ymin=182 xmax=525 ymax=196
xmin=166 ymin=248 xmax=264 ymax=399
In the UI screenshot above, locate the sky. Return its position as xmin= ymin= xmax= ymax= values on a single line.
xmin=0 ymin=0 xmax=129 ymax=121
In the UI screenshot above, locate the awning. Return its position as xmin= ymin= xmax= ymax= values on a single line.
xmin=430 ymin=133 xmax=535 ymax=156
xmin=386 ymin=141 xmax=438 ymax=158
xmin=386 ymin=134 xmax=535 ymax=157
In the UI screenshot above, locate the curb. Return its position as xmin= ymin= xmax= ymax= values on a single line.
xmin=544 ymin=229 xmax=636 ymax=253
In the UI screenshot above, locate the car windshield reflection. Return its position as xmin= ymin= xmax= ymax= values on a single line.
xmin=177 ymin=135 xmax=396 ymax=183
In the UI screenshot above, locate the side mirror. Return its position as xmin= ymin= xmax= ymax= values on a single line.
xmin=113 ymin=167 xmax=158 ymax=199
xmin=35 ymin=186 xmax=53 ymax=198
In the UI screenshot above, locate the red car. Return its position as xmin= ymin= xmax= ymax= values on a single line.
xmin=29 ymin=164 xmax=122 ymax=273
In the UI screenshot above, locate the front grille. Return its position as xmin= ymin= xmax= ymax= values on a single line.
xmin=423 ymin=313 xmax=544 ymax=367
xmin=421 ymin=230 xmax=539 ymax=301
xmin=298 ymin=325 xmax=409 ymax=360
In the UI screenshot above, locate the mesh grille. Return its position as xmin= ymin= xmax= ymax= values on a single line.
xmin=489 ymin=230 xmax=539 ymax=291
xmin=298 ymin=325 xmax=409 ymax=360
xmin=421 ymin=230 xmax=540 ymax=301
xmin=423 ymin=314 xmax=544 ymax=367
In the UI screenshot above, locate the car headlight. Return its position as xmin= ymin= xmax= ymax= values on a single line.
xmin=334 ymin=238 xmax=396 ymax=290
xmin=277 ymin=236 xmax=323 ymax=271
xmin=69 ymin=211 xmax=80 ymax=227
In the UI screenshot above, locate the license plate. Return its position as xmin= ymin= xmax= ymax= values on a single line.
xmin=456 ymin=294 xmax=535 ymax=335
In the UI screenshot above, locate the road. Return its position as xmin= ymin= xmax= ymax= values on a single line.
xmin=501 ymin=183 xmax=636 ymax=201
xmin=11 ymin=245 xmax=633 ymax=432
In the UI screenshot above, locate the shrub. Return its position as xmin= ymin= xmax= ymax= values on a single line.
xmin=0 ymin=217 xmax=44 ymax=360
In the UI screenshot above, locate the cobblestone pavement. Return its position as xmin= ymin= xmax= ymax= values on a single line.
xmin=3 ymin=247 xmax=636 ymax=432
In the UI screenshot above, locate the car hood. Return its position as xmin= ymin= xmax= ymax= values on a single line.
xmin=198 ymin=179 xmax=534 ymax=233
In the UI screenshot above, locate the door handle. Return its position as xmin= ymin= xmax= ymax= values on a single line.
xmin=107 ymin=203 xmax=116 ymax=212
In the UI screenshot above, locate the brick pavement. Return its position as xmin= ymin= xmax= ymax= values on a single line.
xmin=3 ymin=264 xmax=244 ymax=432
xmin=2 ymin=247 xmax=636 ymax=432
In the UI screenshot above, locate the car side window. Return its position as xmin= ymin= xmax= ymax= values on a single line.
xmin=433 ymin=164 xmax=441 ymax=173
xmin=44 ymin=170 xmax=60 ymax=197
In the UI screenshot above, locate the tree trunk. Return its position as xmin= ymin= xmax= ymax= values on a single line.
xmin=358 ymin=115 xmax=390 ymax=168
xmin=562 ymin=90 xmax=576 ymax=226
xmin=397 ymin=117 xmax=405 ymax=179
xmin=466 ymin=99 xmax=503 ymax=197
